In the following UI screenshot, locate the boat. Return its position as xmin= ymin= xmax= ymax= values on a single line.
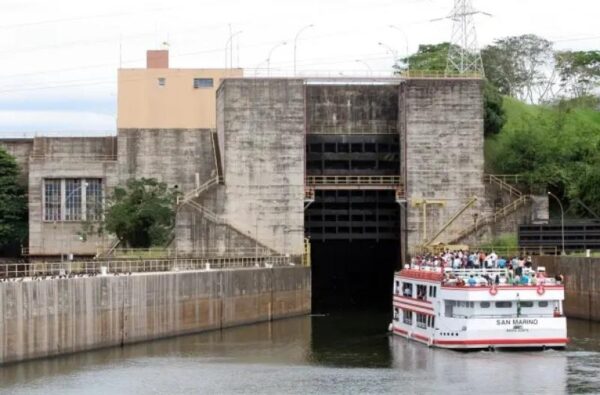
xmin=390 ymin=263 xmax=568 ymax=349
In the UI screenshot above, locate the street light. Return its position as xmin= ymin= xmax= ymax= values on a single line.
xmin=293 ymin=24 xmax=314 ymax=76
xmin=225 ymin=30 xmax=243 ymax=68
xmin=266 ymin=41 xmax=287 ymax=76
xmin=388 ymin=25 xmax=410 ymax=71
xmin=548 ymin=191 xmax=565 ymax=255
xmin=61 ymin=181 xmax=88 ymax=262
xmin=355 ymin=59 xmax=372 ymax=75
xmin=378 ymin=41 xmax=399 ymax=70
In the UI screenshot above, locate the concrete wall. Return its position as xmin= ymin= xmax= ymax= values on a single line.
xmin=404 ymin=79 xmax=485 ymax=251
xmin=306 ymin=85 xmax=399 ymax=134
xmin=0 ymin=266 xmax=311 ymax=364
xmin=534 ymin=256 xmax=600 ymax=321
xmin=27 ymin=137 xmax=119 ymax=257
xmin=118 ymin=68 xmax=243 ymax=129
xmin=0 ymin=139 xmax=33 ymax=185
xmin=217 ymin=79 xmax=306 ymax=257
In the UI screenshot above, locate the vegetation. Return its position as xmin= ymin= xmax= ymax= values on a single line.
xmin=0 ymin=147 xmax=27 ymax=255
xmin=103 ymin=178 xmax=179 ymax=248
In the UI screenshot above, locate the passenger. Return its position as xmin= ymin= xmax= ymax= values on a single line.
xmin=494 ymin=274 xmax=500 ymax=285
xmin=553 ymin=307 xmax=561 ymax=317
xmin=497 ymin=256 xmax=506 ymax=269
xmin=468 ymin=275 xmax=477 ymax=287
xmin=525 ymin=256 xmax=533 ymax=269
xmin=520 ymin=273 xmax=530 ymax=285
xmin=513 ymin=275 xmax=521 ymax=285
xmin=531 ymin=275 xmax=537 ymax=286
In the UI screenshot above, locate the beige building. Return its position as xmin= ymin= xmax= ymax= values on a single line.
xmin=117 ymin=50 xmax=243 ymax=129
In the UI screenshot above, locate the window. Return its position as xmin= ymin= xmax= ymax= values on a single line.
xmin=495 ymin=301 xmax=513 ymax=308
xmin=428 ymin=286 xmax=437 ymax=298
xmin=44 ymin=179 xmax=61 ymax=221
xmin=86 ymin=179 xmax=103 ymax=221
xmin=65 ymin=179 xmax=82 ymax=221
xmin=43 ymin=178 xmax=103 ymax=222
xmin=426 ymin=315 xmax=436 ymax=328
xmin=403 ymin=309 xmax=413 ymax=325
xmin=480 ymin=301 xmax=490 ymax=308
xmin=519 ymin=301 xmax=534 ymax=308
xmin=416 ymin=284 xmax=427 ymax=300
xmin=402 ymin=282 xmax=413 ymax=297
xmin=416 ymin=313 xmax=427 ymax=329
xmin=395 ymin=280 xmax=400 ymax=295
xmin=193 ymin=78 xmax=213 ymax=88
xmin=538 ymin=301 xmax=549 ymax=308
xmin=394 ymin=308 xmax=400 ymax=321
xmin=158 ymin=77 xmax=166 ymax=87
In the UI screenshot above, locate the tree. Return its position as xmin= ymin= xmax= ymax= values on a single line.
xmin=0 ymin=147 xmax=27 ymax=255
xmin=481 ymin=35 xmax=554 ymax=103
xmin=395 ymin=42 xmax=505 ymax=136
xmin=104 ymin=178 xmax=178 ymax=248
xmin=555 ymin=50 xmax=600 ymax=98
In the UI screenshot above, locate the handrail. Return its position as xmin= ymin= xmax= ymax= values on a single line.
xmin=0 ymin=256 xmax=293 ymax=279
xmin=178 ymin=176 xmax=220 ymax=205
xmin=306 ymin=175 xmax=402 ymax=185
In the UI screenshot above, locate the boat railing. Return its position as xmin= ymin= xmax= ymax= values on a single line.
xmin=449 ymin=313 xmax=557 ymax=319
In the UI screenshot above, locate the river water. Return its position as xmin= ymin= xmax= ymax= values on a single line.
xmin=1 ymin=312 xmax=599 ymax=394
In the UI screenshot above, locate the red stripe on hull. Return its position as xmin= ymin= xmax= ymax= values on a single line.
xmin=433 ymin=338 xmax=569 ymax=346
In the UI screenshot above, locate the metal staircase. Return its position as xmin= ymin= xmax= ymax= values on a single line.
xmin=447 ymin=175 xmax=532 ymax=244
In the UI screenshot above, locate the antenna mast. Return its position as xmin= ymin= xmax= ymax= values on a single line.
xmin=443 ymin=0 xmax=488 ymax=76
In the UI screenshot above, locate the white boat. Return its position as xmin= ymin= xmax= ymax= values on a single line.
xmin=390 ymin=265 xmax=568 ymax=349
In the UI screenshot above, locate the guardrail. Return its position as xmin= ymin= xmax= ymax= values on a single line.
xmin=0 ymin=255 xmax=294 ymax=279
xmin=107 ymin=247 xmax=275 ymax=259
xmin=306 ymin=175 xmax=402 ymax=186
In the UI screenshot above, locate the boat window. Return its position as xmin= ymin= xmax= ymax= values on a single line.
xmin=495 ymin=301 xmax=512 ymax=308
xmin=395 ymin=280 xmax=400 ymax=295
xmin=416 ymin=285 xmax=427 ymax=300
xmin=431 ymin=316 xmax=435 ymax=328
xmin=394 ymin=308 xmax=400 ymax=321
xmin=480 ymin=301 xmax=490 ymax=308
xmin=538 ymin=301 xmax=549 ymax=308
xmin=416 ymin=313 xmax=427 ymax=329
xmin=402 ymin=309 xmax=413 ymax=325
xmin=519 ymin=301 xmax=534 ymax=308
xmin=429 ymin=286 xmax=437 ymax=298
xmin=444 ymin=300 xmax=455 ymax=317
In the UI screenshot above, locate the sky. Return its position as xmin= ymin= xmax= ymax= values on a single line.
xmin=0 ymin=0 xmax=598 ymax=137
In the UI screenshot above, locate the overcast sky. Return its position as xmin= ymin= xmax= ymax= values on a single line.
xmin=0 ymin=0 xmax=598 ymax=137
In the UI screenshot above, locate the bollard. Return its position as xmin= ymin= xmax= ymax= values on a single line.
xmin=100 ymin=266 xmax=108 ymax=276
xmin=586 ymin=249 xmax=591 ymax=258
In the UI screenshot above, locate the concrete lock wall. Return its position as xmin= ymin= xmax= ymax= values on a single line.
xmin=534 ymin=256 xmax=600 ymax=322
xmin=0 ymin=266 xmax=311 ymax=365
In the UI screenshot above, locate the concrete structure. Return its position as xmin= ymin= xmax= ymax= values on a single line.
xmin=534 ymin=256 xmax=600 ymax=322
xmin=0 ymin=266 xmax=311 ymax=364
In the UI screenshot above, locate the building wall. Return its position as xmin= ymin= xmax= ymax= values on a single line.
xmin=118 ymin=68 xmax=243 ymax=129
xmin=0 ymin=266 xmax=311 ymax=364
xmin=404 ymin=79 xmax=485 ymax=252
xmin=217 ymin=79 xmax=306 ymax=257
xmin=0 ymin=139 xmax=33 ymax=185
xmin=27 ymin=137 xmax=119 ymax=257
xmin=534 ymin=256 xmax=600 ymax=322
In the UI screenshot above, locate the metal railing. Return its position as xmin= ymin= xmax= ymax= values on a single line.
xmin=0 ymin=255 xmax=293 ymax=279
xmin=485 ymin=174 xmax=523 ymax=199
xmin=306 ymin=175 xmax=402 ymax=186
xmin=308 ymin=122 xmax=398 ymax=135
xmin=178 ymin=176 xmax=221 ymax=205
xmin=108 ymin=246 xmax=274 ymax=259
xmin=29 ymin=154 xmax=117 ymax=161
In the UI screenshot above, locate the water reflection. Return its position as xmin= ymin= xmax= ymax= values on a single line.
xmin=0 ymin=314 xmax=598 ymax=394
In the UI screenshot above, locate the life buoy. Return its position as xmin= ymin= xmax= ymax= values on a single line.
xmin=489 ymin=286 xmax=498 ymax=296
xmin=537 ymin=285 xmax=545 ymax=295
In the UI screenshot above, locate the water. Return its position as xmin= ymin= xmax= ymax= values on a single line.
xmin=1 ymin=313 xmax=599 ymax=394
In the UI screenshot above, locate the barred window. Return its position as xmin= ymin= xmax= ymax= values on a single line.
xmin=65 ymin=179 xmax=82 ymax=221
xmin=86 ymin=179 xmax=103 ymax=220
xmin=44 ymin=179 xmax=62 ymax=221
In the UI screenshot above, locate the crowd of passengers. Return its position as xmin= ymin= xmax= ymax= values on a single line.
xmin=407 ymin=250 xmax=564 ymax=290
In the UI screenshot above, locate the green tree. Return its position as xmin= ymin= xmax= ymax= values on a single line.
xmin=395 ymin=42 xmax=505 ymax=136
xmin=555 ymin=50 xmax=600 ymax=98
xmin=0 ymin=147 xmax=27 ymax=255
xmin=481 ymin=35 xmax=554 ymax=103
xmin=104 ymin=178 xmax=178 ymax=248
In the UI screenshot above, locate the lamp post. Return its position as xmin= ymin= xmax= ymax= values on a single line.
xmin=388 ymin=25 xmax=410 ymax=71
xmin=293 ymin=24 xmax=314 ymax=76
xmin=355 ymin=59 xmax=372 ymax=75
xmin=378 ymin=42 xmax=398 ymax=71
xmin=60 ymin=181 xmax=88 ymax=262
xmin=225 ymin=30 xmax=243 ymax=68
xmin=548 ymin=191 xmax=565 ymax=255
xmin=266 ymin=41 xmax=287 ymax=76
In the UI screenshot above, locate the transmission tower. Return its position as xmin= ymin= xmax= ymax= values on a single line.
xmin=438 ymin=0 xmax=489 ymax=76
